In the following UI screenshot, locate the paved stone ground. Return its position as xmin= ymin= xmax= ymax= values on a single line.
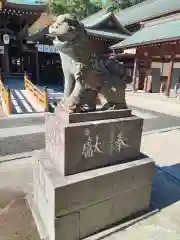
xmin=1 ymin=104 xmax=180 ymax=132
xmin=0 ymin=130 xmax=180 ymax=239
xmin=129 ymin=105 xmax=180 ymax=132
xmin=126 ymin=92 xmax=180 ymax=117
xmin=0 ymin=106 xmax=5 ymax=118
xmin=1 ymin=106 xmax=180 ymax=156
xmin=100 ymin=130 xmax=180 ymax=240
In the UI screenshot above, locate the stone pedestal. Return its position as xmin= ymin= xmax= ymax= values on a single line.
xmin=28 ymin=108 xmax=155 ymax=240
xmin=45 ymin=108 xmax=143 ymax=176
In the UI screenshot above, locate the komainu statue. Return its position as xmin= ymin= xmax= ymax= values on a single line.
xmin=49 ymin=14 xmax=127 ymax=113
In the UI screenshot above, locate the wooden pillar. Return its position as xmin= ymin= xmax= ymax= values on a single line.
xmin=143 ymin=61 xmax=152 ymax=92
xmin=164 ymin=56 xmax=174 ymax=97
xmin=143 ymin=75 xmax=148 ymax=91
xmin=35 ymin=48 xmax=40 ymax=85
xmin=132 ymin=57 xmax=138 ymax=92
xmin=44 ymin=86 xmax=49 ymax=112
xmin=3 ymin=44 xmax=10 ymax=75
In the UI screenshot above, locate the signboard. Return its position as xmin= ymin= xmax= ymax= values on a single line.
xmin=36 ymin=44 xmax=58 ymax=54
xmin=43 ymin=45 xmax=50 ymax=53
xmin=124 ymin=48 xmax=136 ymax=54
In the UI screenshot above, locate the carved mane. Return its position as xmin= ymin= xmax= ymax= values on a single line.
xmin=49 ymin=15 xmax=93 ymax=64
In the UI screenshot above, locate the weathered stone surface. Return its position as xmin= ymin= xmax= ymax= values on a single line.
xmin=51 ymin=185 xmax=152 ymax=240
xmin=55 ymin=108 xmax=132 ymax=123
xmin=46 ymin=113 xmax=143 ymax=175
xmin=33 ymin=159 xmax=54 ymax=240
xmin=32 ymin=153 xmax=153 ymax=239
xmin=33 ymin=152 xmax=154 ymax=219
xmin=79 ymin=184 xmax=152 ymax=239
xmin=55 ymin=212 xmax=79 ymax=240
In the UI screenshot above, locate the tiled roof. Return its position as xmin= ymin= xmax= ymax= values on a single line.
xmin=28 ymin=11 xmax=129 ymax=41
xmin=82 ymin=0 xmax=180 ymax=28
xmin=81 ymin=9 xmax=111 ymax=28
xmin=111 ymin=17 xmax=180 ymax=49
xmin=115 ymin=0 xmax=180 ymax=26
xmin=86 ymin=29 xmax=129 ymax=40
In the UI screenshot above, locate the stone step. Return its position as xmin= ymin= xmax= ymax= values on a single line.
xmin=0 ymin=124 xmax=45 ymax=156
xmin=0 ymin=151 xmax=35 ymax=163
xmin=0 ymin=113 xmax=45 ymax=129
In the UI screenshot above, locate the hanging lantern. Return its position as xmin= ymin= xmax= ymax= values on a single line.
xmin=3 ymin=34 xmax=9 ymax=44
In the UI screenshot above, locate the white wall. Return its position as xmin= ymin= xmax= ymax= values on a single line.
xmin=152 ymin=62 xmax=180 ymax=90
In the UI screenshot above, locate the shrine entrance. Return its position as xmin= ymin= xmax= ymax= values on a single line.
xmin=38 ymin=52 xmax=63 ymax=87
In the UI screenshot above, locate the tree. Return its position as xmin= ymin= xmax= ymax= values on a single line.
xmin=49 ymin=0 xmax=102 ymax=20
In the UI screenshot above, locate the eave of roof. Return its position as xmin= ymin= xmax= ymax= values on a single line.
xmin=86 ymin=29 xmax=129 ymax=40
xmin=81 ymin=10 xmax=132 ymax=37
xmin=3 ymin=1 xmax=47 ymax=11
xmin=27 ymin=27 xmax=128 ymax=42
xmin=27 ymin=12 xmax=129 ymax=41
xmin=81 ymin=9 xmax=108 ymax=28
xmin=111 ymin=17 xmax=180 ymax=49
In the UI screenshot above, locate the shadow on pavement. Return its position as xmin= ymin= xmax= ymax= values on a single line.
xmin=161 ymin=163 xmax=180 ymax=181
xmin=151 ymin=165 xmax=180 ymax=209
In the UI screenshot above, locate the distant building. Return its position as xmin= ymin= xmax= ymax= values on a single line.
xmin=0 ymin=0 xmax=47 ymax=78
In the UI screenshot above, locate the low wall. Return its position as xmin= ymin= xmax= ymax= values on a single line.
xmin=0 ymin=74 xmax=12 ymax=115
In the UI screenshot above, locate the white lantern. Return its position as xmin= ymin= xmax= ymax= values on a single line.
xmin=3 ymin=34 xmax=10 ymax=45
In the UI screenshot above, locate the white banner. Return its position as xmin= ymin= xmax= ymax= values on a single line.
xmin=124 ymin=48 xmax=136 ymax=54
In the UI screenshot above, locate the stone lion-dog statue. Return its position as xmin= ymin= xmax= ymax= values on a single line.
xmin=49 ymin=14 xmax=127 ymax=113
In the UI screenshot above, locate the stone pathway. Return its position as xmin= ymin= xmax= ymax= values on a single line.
xmin=126 ymin=92 xmax=180 ymax=117
xmin=0 ymin=199 xmax=39 ymax=240
xmin=0 ymin=156 xmax=39 ymax=240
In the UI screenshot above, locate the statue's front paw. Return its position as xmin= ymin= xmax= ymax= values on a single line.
xmin=101 ymin=103 xmax=115 ymax=111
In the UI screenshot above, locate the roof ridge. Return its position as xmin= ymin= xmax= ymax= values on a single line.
xmin=111 ymin=15 xmax=132 ymax=36
xmin=81 ymin=9 xmax=107 ymax=23
xmin=117 ymin=0 xmax=158 ymax=14
xmin=83 ymin=0 xmax=157 ymax=21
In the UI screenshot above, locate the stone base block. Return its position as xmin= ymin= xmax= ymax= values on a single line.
xmin=31 ymin=151 xmax=155 ymax=240
xmin=55 ymin=108 xmax=132 ymax=123
xmin=45 ymin=111 xmax=143 ymax=176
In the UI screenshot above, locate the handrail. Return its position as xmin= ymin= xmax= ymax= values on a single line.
xmin=0 ymin=74 xmax=12 ymax=115
xmin=24 ymin=72 xmax=49 ymax=111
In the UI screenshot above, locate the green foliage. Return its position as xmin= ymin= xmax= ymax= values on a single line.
xmin=49 ymin=0 xmax=102 ymax=20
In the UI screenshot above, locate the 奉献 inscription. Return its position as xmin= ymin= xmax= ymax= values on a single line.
xmin=82 ymin=128 xmax=103 ymax=158
xmin=109 ymin=123 xmax=131 ymax=155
